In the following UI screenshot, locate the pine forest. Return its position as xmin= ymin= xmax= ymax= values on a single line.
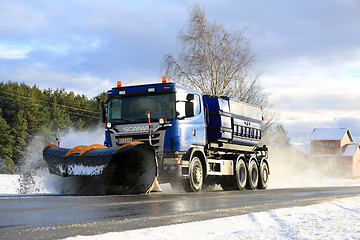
xmin=0 ymin=81 xmax=106 ymax=173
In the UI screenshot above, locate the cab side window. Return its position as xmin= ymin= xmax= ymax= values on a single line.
xmin=176 ymin=91 xmax=201 ymax=118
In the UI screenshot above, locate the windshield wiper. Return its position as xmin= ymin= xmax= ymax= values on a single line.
xmin=119 ymin=118 xmax=146 ymax=123
xmin=114 ymin=118 xmax=134 ymax=123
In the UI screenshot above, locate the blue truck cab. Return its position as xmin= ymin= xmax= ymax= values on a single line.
xmin=101 ymin=79 xmax=269 ymax=192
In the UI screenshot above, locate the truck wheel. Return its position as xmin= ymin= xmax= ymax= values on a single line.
xmin=235 ymin=158 xmax=247 ymax=190
xmin=258 ymin=161 xmax=269 ymax=189
xmin=183 ymin=156 xmax=203 ymax=192
xmin=246 ymin=160 xmax=258 ymax=190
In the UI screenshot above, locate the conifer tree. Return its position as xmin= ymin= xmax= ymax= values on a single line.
xmin=13 ymin=110 xmax=29 ymax=164
xmin=0 ymin=109 xmax=15 ymax=173
xmin=0 ymin=80 xmax=104 ymax=171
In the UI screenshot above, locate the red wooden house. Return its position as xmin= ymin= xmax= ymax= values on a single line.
xmin=310 ymin=128 xmax=360 ymax=178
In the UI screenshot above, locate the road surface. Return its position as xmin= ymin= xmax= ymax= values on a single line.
xmin=1 ymin=186 xmax=360 ymax=239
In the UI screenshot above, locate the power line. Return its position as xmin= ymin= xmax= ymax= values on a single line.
xmin=0 ymin=89 xmax=99 ymax=115
xmin=0 ymin=92 xmax=100 ymax=120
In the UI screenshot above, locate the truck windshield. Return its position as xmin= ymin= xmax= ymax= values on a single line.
xmin=108 ymin=93 xmax=176 ymax=124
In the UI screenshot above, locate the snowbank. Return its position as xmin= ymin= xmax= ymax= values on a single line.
xmin=0 ymin=174 xmax=20 ymax=194
xmin=0 ymin=173 xmax=81 ymax=195
xmin=66 ymin=196 xmax=360 ymax=240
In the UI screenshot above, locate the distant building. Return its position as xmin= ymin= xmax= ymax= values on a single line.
xmin=310 ymin=128 xmax=360 ymax=178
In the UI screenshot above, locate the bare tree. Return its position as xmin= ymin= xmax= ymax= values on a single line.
xmin=163 ymin=5 xmax=277 ymax=132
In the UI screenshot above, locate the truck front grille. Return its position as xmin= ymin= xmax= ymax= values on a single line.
xmin=115 ymin=133 xmax=162 ymax=150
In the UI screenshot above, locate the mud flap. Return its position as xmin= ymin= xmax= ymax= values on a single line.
xmin=43 ymin=142 xmax=158 ymax=194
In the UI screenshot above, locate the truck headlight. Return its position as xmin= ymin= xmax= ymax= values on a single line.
xmin=163 ymin=157 xmax=181 ymax=165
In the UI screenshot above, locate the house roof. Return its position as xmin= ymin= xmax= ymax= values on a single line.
xmin=343 ymin=143 xmax=360 ymax=156
xmin=311 ymin=128 xmax=353 ymax=142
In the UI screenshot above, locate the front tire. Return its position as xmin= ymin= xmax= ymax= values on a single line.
xmin=183 ymin=156 xmax=203 ymax=192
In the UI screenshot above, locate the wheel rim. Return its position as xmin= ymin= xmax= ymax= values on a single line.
xmin=249 ymin=160 xmax=258 ymax=189
xmin=262 ymin=165 xmax=268 ymax=183
xmin=252 ymin=167 xmax=258 ymax=183
xmin=235 ymin=158 xmax=247 ymax=190
xmin=240 ymin=166 xmax=246 ymax=183
xmin=191 ymin=158 xmax=202 ymax=189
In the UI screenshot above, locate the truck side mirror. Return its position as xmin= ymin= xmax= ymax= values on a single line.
xmin=185 ymin=93 xmax=195 ymax=118
xmin=185 ymin=101 xmax=194 ymax=117
xmin=186 ymin=93 xmax=195 ymax=101
xmin=100 ymin=101 xmax=106 ymax=123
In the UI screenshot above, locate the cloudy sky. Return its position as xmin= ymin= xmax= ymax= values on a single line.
xmin=1 ymin=0 xmax=360 ymax=144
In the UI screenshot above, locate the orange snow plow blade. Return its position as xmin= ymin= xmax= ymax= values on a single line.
xmin=43 ymin=142 xmax=158 ymax=194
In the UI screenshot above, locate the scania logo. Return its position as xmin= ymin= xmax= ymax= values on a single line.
xmin=123 ymin=125 xmax=148 ymax=132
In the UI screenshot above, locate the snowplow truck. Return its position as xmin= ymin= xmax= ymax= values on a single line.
xmin=43 ymin=78 xmax=269 ymax=194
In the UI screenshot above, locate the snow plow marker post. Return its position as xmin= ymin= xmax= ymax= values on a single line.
xmin=43 ymin=142 xmax=158 ymax=194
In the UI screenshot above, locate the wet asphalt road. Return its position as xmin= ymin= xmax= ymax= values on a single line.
xmin=1 ymin=186 xmax=360 ymax=239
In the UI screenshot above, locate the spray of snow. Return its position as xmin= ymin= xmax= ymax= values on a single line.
xmin=59 ymin=126 xmax=105 ymax=148
xmin=266 ymin=138 xmax=360 ymax=189
xmin=7 ymin=125 xmax=105 ymax=195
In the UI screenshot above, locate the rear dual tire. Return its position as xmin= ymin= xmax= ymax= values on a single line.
xmin=246 ymin=160 xmax=269 ymax=190
xmin=246 ymin=160 xmax=258 ymax=190
xmin=235 ymin=158 xmax=247 ymax=190
xmin=220 ymin=157 xmax=247 ymax=191
xmin=258 ymin=161 xmax=269 ymax=189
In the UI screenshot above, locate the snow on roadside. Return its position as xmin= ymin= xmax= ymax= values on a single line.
xmin=66 ymin=196 xmax=360 ymax=240
xmin=0 ymin=174 xmax=20 ymax=194
xmin=0 ymin=173 xmax=68 ymax=195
